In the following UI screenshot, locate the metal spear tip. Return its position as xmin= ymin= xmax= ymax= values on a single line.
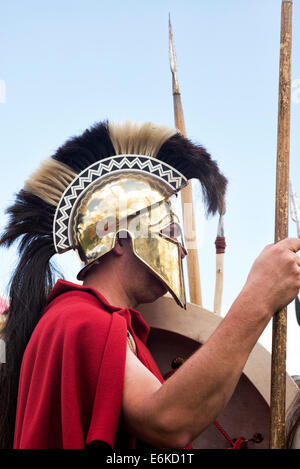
xmin=219 ymin=197 xmax=226 ymax=216
xmin=290 ymin=181 xmax=299 ymax=223
xmin=168 ymin=15 xmax=176 ymax=72
xmin=217 ymin=214 xmax=225 ymax=238
xmin=216 ymin=198 xmax=226 ymax=237
xmin=289 ymin=181 xmax=300 ymax=238
xmin=168 ymin=14 xmax=180 ymax=93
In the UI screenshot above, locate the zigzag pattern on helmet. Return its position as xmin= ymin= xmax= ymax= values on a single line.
xmin=53 ymin=155 xmax=188 ymax=252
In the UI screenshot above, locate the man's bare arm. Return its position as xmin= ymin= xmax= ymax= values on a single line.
xmin=121 ymin=238 xmax=300 ymax=448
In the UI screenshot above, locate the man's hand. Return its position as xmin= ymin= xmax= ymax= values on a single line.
xmin=242 ymin=237 xmax=300 ymax=318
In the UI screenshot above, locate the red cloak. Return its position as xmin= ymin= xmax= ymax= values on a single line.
xmin=13 ymin=280 xmax=165 ymax=449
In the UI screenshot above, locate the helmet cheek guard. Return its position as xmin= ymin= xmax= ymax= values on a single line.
xmin=127 ymin=200 xmax=186 ymax=308
xmin=131 ymin=226 xmax=186 ymax=308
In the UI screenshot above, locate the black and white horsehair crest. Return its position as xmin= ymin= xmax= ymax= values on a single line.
xmin=53 ymin=154 xmax=188 ymax=253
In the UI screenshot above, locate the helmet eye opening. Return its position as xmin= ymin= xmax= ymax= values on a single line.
xmin=159 ymin=222 xmax=187 ymax=255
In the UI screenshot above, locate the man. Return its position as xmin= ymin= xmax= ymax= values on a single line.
xmin=0 ymin=120 xmax=299 ymax=449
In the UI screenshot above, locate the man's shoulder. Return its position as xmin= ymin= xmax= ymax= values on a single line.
xmin=22 ymin=287 xmax=128 ymax=388
xmin=42 ymin=288 xmax=117 ymax=331
xmin=48 ymin=287 xmax=107 ymax=308
xmin=26 ymin=289 xmax=128 ymax=360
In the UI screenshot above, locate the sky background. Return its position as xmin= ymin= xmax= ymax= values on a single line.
xmin=1 ymin=0 xmax=300 ymax=376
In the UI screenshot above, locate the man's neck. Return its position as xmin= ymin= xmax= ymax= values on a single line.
xmin=83 ymin=268 xmax=137 ymax=310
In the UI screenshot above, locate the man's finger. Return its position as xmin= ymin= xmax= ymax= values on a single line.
xmin=278 ymin=237 xmax=300 ymax=253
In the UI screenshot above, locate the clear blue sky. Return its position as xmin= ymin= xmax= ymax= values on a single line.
xmin=1 ymin=0 xmax=300 ymax=373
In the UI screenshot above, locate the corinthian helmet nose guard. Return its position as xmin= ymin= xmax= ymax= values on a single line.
xmin=9 ymin=120 xmax=227 ymax=309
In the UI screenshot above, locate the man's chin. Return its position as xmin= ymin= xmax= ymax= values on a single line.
xmin=151 ymin=275 xmax=168 ymax=297
xmin=135 ymin=275 xmax=167 ymax=305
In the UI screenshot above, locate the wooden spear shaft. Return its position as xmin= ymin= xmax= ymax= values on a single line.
xmin=169 ymin=17 xmax=203 ymax=306
xmin=214 ymin=210 xmax=226 ymax=315
xmin=270 ymin=0 xmax=293 ymax=449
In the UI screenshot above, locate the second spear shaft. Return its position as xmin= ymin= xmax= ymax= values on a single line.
xmin=169 ymin=18 xmax=203 ymax=306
